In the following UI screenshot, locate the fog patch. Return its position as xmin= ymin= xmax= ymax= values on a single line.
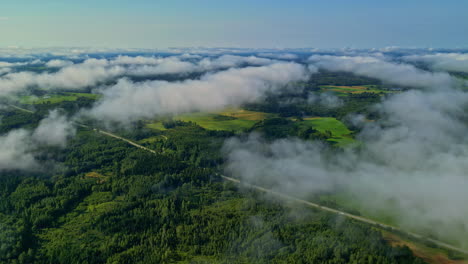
xmin=45 ymin=59 xmax=74 ymax=68
xmin=87 ymin=62 xmax=309 ymax=124
xmin=309 ymin=55 xmax=458 ymax=89
xmin=223 ymin=87 xmax=468 ymax=247
xmin=403 ymin=53 xmax=468 ymax=73
xmin=32 ymin=110 xmax=76 ymax=147
xmin=257 ymin=53 xmax=298 ymax=60
xmin=0 ymin=55 xmax=281 ymax=96
xmin=308 ymin=92 xmax=344 ymax=108
xmin=0 ymin=111 xmax=76 ymax=171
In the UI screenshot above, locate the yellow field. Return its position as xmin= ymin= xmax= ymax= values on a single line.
xmin=382 ymin=231 xmax=468 ymax=264
xmin=319 ymin=85 xmax=387 ymax=95
xmin=147 ymin=108 xmax=276 ymax=132
xmin=218 ymin=107 xmax=276 ymax=120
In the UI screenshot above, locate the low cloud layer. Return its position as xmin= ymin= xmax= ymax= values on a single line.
xmin=0 ymin=61 xmax=125 ymax=96
xmin=2 ymin=49 xmax=468 ymax=248
xmin=4 ymin=52 xmax=463 ymax=99
xmin=32 ymin=110 xmax=76 ymax=147
xmin=0 ymin=129 xmax=39 ymax=170
xmin=309 ymin=55 xmax=459 ymax=89
xmin=45 ymin=59 xmax=74 ymax=68
xmin=307 ymin=92 xmax=343 ymax=108
xmin=198 ymin=55 xmax=273 ymax=69
xmin=257 ymin=53 xmax=298 ymax=60
xmin=0 ymin=54 xmax=277 ymax=96
xmin=224 ymin=86 xmax=468 ymax=247
xmin=0 ymin=111 xmax=76 ymax=171
xmin=0 ymin=68 xmax=10 ymax=76
xmin=403 ymin=53 xmax=468 ymax=73
xmin=88 ymin=62 xmax=309 ymax=123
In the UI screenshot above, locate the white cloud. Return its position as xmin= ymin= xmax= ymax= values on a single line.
xmin=0 ymin=129 xmax=39 ymax=171
xmin=32 ymin=110 xmax=76 ymax=147
xmin=125 ymin=57 xmax=198 ymax=76
xmin=309 ymin=55 xmax=458 ymax=89
xmin=0 ymin=68 xmax=10 ymax=75
xmin=257 ymin=53 xmax=298 ymax=60
xmin=0 ymin=60 xmax=33 ymax=68
xmin=45 ymin=59 xmax=74 ymax=68
xmin=87 ymin=62 xmax=309 ymax=123
xmin=0 ymin=61 xmax=125 ymax=95
xmin=307 ymin=92 xmax=343 ymax=108
xmin=0 ymin=111 xmax=75 ymax=171
xmin=179 ymin=53 xmax=202 ymax=59
xmin=403 ymin=53 xmax=468 ymax=73
xmin=198 ymin=55 xmax=274 ymax=70
xmin=224 ymin=86 xmax=468 ymax=248
xmin=0 ymin=62 xmax=14 ymax=67
xmin=0 ymin=54 xmax=284 ymax=96
xmin=111 ymin=55 xmax=162 ymax=65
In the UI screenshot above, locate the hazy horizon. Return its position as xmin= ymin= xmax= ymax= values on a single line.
xmin=1 ymin=2 xmax=468 ymax=263
xmin=1 ymin=0 xmax=467 ymax=49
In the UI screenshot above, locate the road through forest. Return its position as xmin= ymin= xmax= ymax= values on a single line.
xmin=85 ymin=124 xmax=468 ymax=256
xmin=8 ymin=104 xmax=468 ymax=256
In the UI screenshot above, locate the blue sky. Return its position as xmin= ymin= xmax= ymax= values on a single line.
xmin=1 ymin=0 xmax=467 ymax=48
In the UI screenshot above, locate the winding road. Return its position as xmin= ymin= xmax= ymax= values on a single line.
xmin=75 ymin=123 xmax=157 ymax=154
xmin=7 ymin=104 xmax=34 ymax=113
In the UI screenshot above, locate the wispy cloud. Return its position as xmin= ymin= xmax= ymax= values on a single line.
xmin=0 ymin=54 xmax=280 ymax=96
xmin=0 ymin=17 xmax=9 ymax=21
xmin=308 ymin=55 xmax=459 ymax=89
xmin=87 ymin=62 xmax=309 ymax=124
xmin=0 ymin=110 xmax=75 ymax=171
xmin=403 ymin=53 xmax=468 ymax=73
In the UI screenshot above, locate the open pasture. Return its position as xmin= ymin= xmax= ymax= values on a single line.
xmin=319 ymin=85 xmax=386 ymax=96
xmin=300 ymin=117 xmax=355 ymax=146
xmin=147 ymin=108 xmax=275 ymax=132
xmin=19 ymin=92 xmax=99 ymax=104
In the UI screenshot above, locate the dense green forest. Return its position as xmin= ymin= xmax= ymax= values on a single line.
xmin=0 ymin=128 xmax=424 ymax=264
xmin=0 ymin=71 xmax=429 ymax=263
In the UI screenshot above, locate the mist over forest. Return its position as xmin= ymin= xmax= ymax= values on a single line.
xmin=1 ymin=46 xmax=468 ymax=263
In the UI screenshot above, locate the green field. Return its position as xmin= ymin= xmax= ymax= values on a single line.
xmin=175 ymin=112 xmax=257 ymax=132
xmin=147 ymin=108 xmax=276 ymax=132
xmin=146 ymin=122 xmax=167 ymax=131
xmin=218 ymin=108 xmax=275 ymax=121
xmin=19 ymin=92 xmax=99 ymax=104
xmin=146 ymin=111 xmax=356 ymax=147
xmin=319 ymin=85 xmax=388 ymax=96
xmin=300 ymin=117 xmax=356 ymax=146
